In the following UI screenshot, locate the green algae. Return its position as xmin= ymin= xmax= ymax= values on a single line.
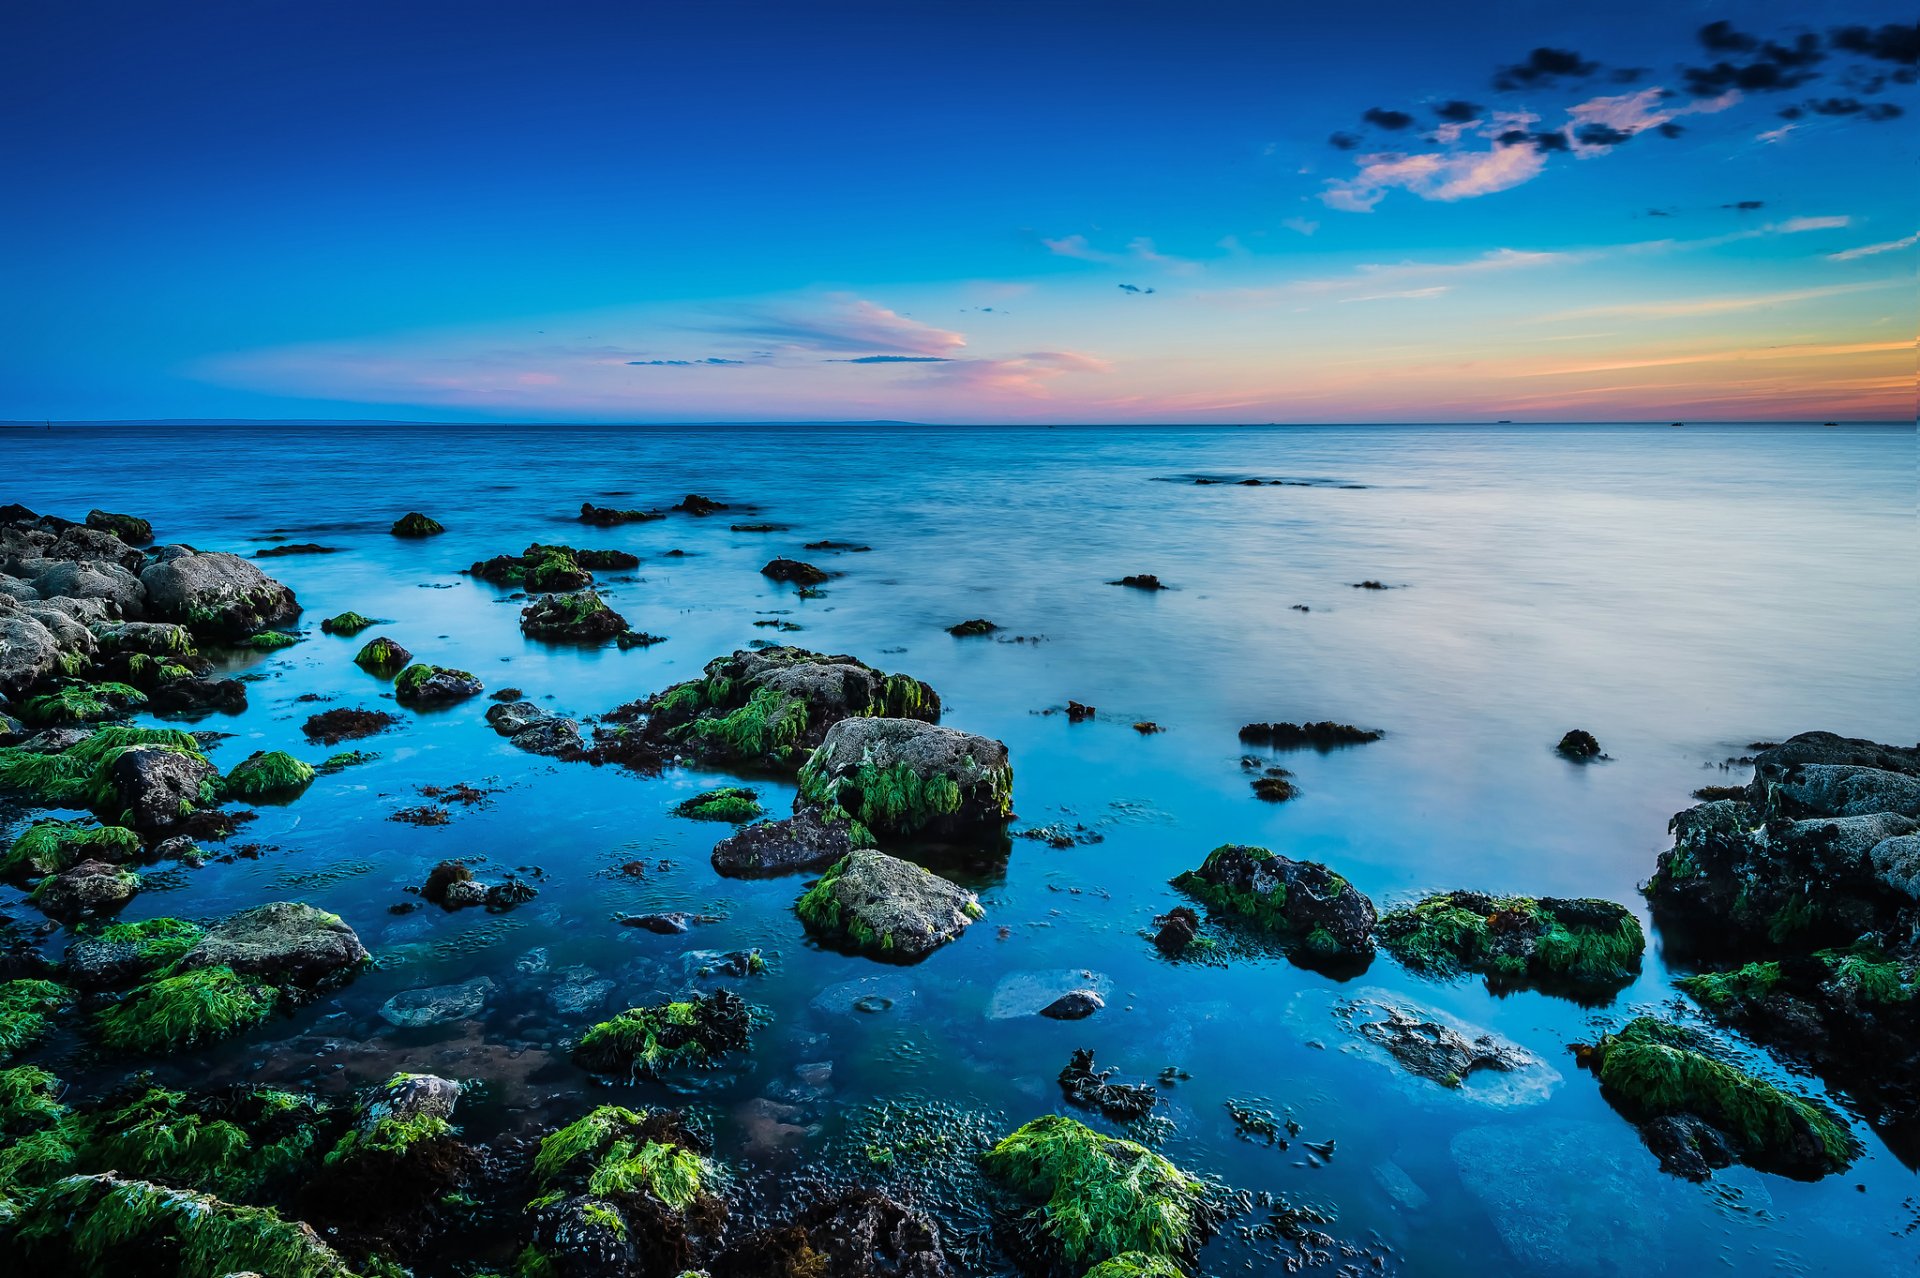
xmin=391 ymin=511 xmax=444 ymax=537
xmin=1169 ymin=845 xmax=1293 ymax=932
xmin=0 ymin=979 xmax=73 ymax=1061
xmin=981 ymin=1114 xmax=1211 ymax=1271
xmin=395 ymin=662 xmax=480 ymax=702
xmin=1378 ymin=890 xmax=1644 ymax=988
xmin=19 ymin=682 xmax=147 ymax=725
xmin=11 ymin=1173 xmax=356 ymax=1278
xmin=573 ymin=990 xmax=749 ymax=1081
xmin=2 ymin=819 xmax=141 ymax=881
xmin=325 ymin=1111 xmax=454 ymax=1166
xmin=1587 ymin=1017 xmax=1856 ymax=1174
xmin=354 ymin=636 xmax=411 ymax=676
xmin=94 ymin=965 xmax=279 ymax=1055
xmin=686 ymin=685 xmax=811 ymax=763
xmin=0 ymin=725 xmax=209 ymax=809
xmin=316 ymin=749 xmax=379 ymax=774
xmin=87 ymin=1085 xmax=320 ymax=1197
xmin=91 ymin=916 xmax=207 ymax=967
xmin=1083 ymin=1254 xmax=1188 ymax=1278
xmin=222 ymin=750 xmax=317 ymax=800
xmin=320 ymin=611 xmax=377 ymax=635
xmin=672 ymin=786 xmax=764 ymax=822
xmin=1816 ymin=944 xmax=1914 ymax=1004
xmin=532 ymin=1105 xmax=711 ymax=1213
xmin=1678 ymin=961 xmax=1782 ymax=1011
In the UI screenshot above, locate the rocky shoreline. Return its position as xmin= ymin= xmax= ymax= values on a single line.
xmin=0 ymin=497 xmax=1912 ymax=1275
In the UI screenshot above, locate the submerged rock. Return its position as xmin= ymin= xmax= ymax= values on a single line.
xmin=762 ymin=557 xmax=830 ymax=586
xmin=176 ymin=900 xmax=369 ymax=991
xmin=1339 ymin=995 xmax=1540 ymax=1089
xmin=712 ymin=808 xmax=866 ymax=877
xmin=380 ymin=976 xmax=495 ymax=1028
xmin=574 ymin=988 xmax=751 ymax=1080
xmin=1058 ymin=1047 xmax=1158 ymax=1120
xmin=1039 ymin=990 xmax=1105 ymax=1020
xmin=626 ymin=645 xmax=940 ymax=772
xmin=795 ymin=716 xmax=1013 ymax=842
xmin=796 ymin=849 xmax=983 ymax=961
xmin=1171 ymin=844 xmax=1376 ymax=960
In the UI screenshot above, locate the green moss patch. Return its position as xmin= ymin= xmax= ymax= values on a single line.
xmin=93 ymin=965 xmax=279 ymax=1055
xmin=19 ymin=682 xmax=147 ymax=726
xmin=1678 ymin=961 xmax=1782 ymax=1011
xmin=0 ymin=979 xmax=74 ymax=1061
xmin=1584 ymin=1017 xmax=1856 ymax=1176
xmin=672 ymin=786 xmax=764 ymax=822
xmin=687 ymin=685 xmax=811 ymax=764
xmin=3 ymin=820 xmax=142 ymax=882
xmin=353 ymin=636 xmax=412 ymax=676
xmin=574 ymin=989 xmax=750 ymax=1082
xmin=242 ymin=630 xmax=301 ymax=651
xmin=532 ymin=1105 xmax=712 ymax=1212
xmin=1378 ymin=890 xmax=1643 ymax=990
xmin=222 ymin=750 xmax=316 ymax=801
xmin=1083 ymin=1254 xmax=1188 ymax=1278
xmin=981 ymin=1114 xmax=1214 ymax=1272
xmin=319 ymin=611 xmax=377 ymax=635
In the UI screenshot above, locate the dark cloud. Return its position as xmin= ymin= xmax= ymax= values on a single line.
xmin=626 ymin=357 xmax=744 ymax=366
xmin=1433 ymin=99 xmax=1481 ymax=122
xmin=1656 ymin=122 xmax=1685 ymax=138
xmin=1830 ymin=22 xmax=1920 ymax=65
xmin=1803 ymin=96 xmax=1904 ymax=120
xmin=1493 ymin=47 xmax=1599 ymax=90
xmin=1117 ymin=284 xmax=1157 ymax=295
xmin=1777 ymin=104 xmax=1805 ymax=119
xmin=1363 ymin=107 xmax=1415 ymax=130
xmin=825 ymin=355 xmax=953 ymax=363
xmin=1699 ymin=21 xmax=1758 ymax=54
xmin=1328 ymin=131 xmax=1360 ymax=150
xmin=1682 ymin=33 xmax=1825 ymax=95
xmin=1723 ymin=200 xmax=1765 ymax=210
xmin=1575 ymin=123 xmax=1635 ymax=147
xmin=1610 ymin=67 xmax=1647 ymax=83
xmin=1646 ymin=208 xmax=1673 ymax=217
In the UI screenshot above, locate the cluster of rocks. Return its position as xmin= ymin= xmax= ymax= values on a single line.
xmin=485 ymin=698 xmax=586 ymax=756
xmin=419 ymin=859 xmax=540 ymax=911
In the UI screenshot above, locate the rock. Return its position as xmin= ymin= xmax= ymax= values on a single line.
xmin=177 ymin=900 xmax=369 ymax=990
xmin=1452 ymin=1122 xmax=1671 ymax=1277
xmin=147 ymin=676 xmax=247 ymax=715
xmin=486 ymin=700 xmax=547 ymax=735
xmin=390 ymin=512 xmax=444 ymax=537
xmin=422 ymin=860 xmax=476 ymax=906
xmin=1239 ymin=721 xmax=1383 ymax=749
xmin=1555 ymin=729 xmax=1604 ymax=759
xmin=356 ymin=1072 xmax=464 ymax=1131
xmin=947 ymin=619 xmax=998 ymax=637
xmin=1764 ymin=764 xmax=1920 ymax=820
xmin=31 ymin=858 xmax=137 ymax=922
xmin=1057 ymin=1047 xmax=1158 ymax=1121
xmin=380 ymin=976 xmax=495 ymax=1027
xmin=1039 ymin=990 xmax=1105 ymax=1020
xmin=630 ymin=646 xmax=940 ymax=772
xmin=1339 ymin=994 xmax=1542 ymax=1089
xmin=486 ymin=878 xmax=539 ymax=910
xmin=796 ymin=849 xmax=982 ymax=961
xmin=1639 ymin=1113 xmax=1737 ymax=1181
xmin=1171 ymin=844 xmax=1376 ymax=959
xmin=1871 ymin=833 xmax=1920 ymax=899
xmin=511 ymin=717 xmax=585 ymax=757
xmin=303 ymin=706 xmax=400 ymax=745
xmin=1378 ymin=890 xmax=1644 ymax=990
xmin=103 ymin=744 xmax=219 ymax=833
xmin=395 ymin=663 xmax=484 ymax=706
xmin=712 ymin=808 xmax=865 ymax=877
xmin=32 ymin=559 xmax=145 ymax=618
xmin=676 ymin=493 xmax=728 ymax=515
xmin=762 ymin=558 xmax=830 ymax=586
xmin=709 ymin=1187 xmax=954 ymax=1278
xmin=574 ymin=988 xmax=751 ymax=1079
xmin=546 ymin=967 xmax=616 ymax=1014
xmin=94 ymin=620 xmax=195 ymax=657
xmin=0 ymin=605 xmax=64 ymax=695
xmin=1151 ymin=906 xmax=1201 ymax=956
xmin=468 ymin=543 xmax=598 ymax=591
xmin=1107 ymin=574 xmax=1166 ymax=590
xmin=354 ymin=636 xmax=413 ymax=676
xmin=987 ymin=969 xmax=1115 ymax=1019
xmin=62 ymin=917 xmax=201 ymax=990
xmin=138 ymin=551 xmax=299 ymax=640
xmin=579 ymin=501 xmax=662 ymax=525
xmin=796 ymin=716 xmax=1013 ymax=841
xmin=520 ymin=591 xmax=630 ymax=643
xmin=86 ymin=509 xmax=153 ymax=544
xmin=1751 ymin=731 xmax=1920 ymax=785
xmin=622 ymin=911 xmax=693 ymax=934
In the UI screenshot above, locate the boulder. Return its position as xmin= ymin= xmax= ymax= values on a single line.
xmin=1171 ymin=844 xmax=1376 ymax=959
xmin=485 ymin=700 xmax=547 ymax=735
xmin=32 ymin=559 xmax=145 ymax=618
xmin=520 ymin=591 xmax=630 ymax=643
xmin=712 ymin=808 xmax=866 ymax=877
xmin=379 ymin=977 xmax=494 ymax=1028
xmin=102 ymin=744 xmax=218 ymax=833
xmin=395 ymin=663 xmax=484 ymax=706
xmin=1764 ymin=764 xmax=1920 ymax=820
xmin=709 ymin=1188 xmax=954 ymax=1278
xmin=796 ymin=717 xmax=1013 ymax=841
xmin=32 ymin=859 xmax=138 ymax=922
xmin=177 ymin=901 xmax=369 ymax=991
xmin=795 ymin=849 xmax=983 ymax=961
xmin=139 ymin=551 xmax=299 ymax=639
xmin=0 ymin=605 xmax=63 ymax=695
xmin=511 ymin=716 xmax=586 ymax=757
xmin=86 ymin=509 xmax=154 ymax=544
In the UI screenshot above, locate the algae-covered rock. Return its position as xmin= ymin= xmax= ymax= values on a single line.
xmin=353 ymin=635 xmax=413 ymax=676
xmin=85 ymin=509 xmax=153 ymax=544
xmin=795 ymin=717 xmax=1012 ymax=842
xmin=673 ymin=786 xmax=764 ymax=822
xmin=319 ymin=611 xmax=376 ymax=635
xmin=628 ymin=646 xmax=940 ymax=772
xmin=2 ymin=819 xmax=141 ymax=883
xmin=175 ymin=901 xmax=369 ymax=992
xmin=796 ymin=849 xmax=983 ymax=961
xmin=527 ymin=1104 xmax=722 ymax=1278
xmin=1171 ymin=844 xmax=1376 ymax=959
xmin=1378 ymin=890 xmax=1643 ymax=992
xmin=93 ymin=964 xmax=281 ymax=1053
xmin=980 ymin=1113 xmax=1216 ymax=1274
xmin=711 ymin=808 xmax=869 ymax=878
xmin=30 ymin=859 xmax=138 ymax=923
xmin=61 ymin=917 xmax=204 ymax=990
xmin=222 ymin=750 xmax=316 ymax=801
xmin=394 ymin=662 xmax=484 ymax=706
xmin=0 ymin=977 xmax=73 ymax=1060
xmin=1579 ymin=1016 xmax=1857 ymax=1179
xmin=390 ymin=512 xmax=444 ymax=537
xmin=138 ymin=550 xmax=299 ymax=640
xmin=708 ymin=1187 xmax=954 ymax=1278
xmin=763 ymin=558 xmax=830 ymax=586
xmin=521 ymin=590 xmax=631 ymax=642
xmin=574 ymin=988 xmax=751 ymax=1081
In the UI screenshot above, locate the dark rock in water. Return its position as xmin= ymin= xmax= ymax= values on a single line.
xmin=1342 ymin=996 xmax=1539 ymax=1087
xmin=1014 ymin=822 xmax=1103 ymax=849
xmin=521 ymin=590 xmax=631 ymax=642
xmin=1750 ymin=731 xmax=1920 ymax=782
xmin=105 ymin=744 xmax=219 ymax=834
xmin=253 ymin=542 xmax=335 ymax=558
xmin=730 ymin=522 xmax=787 ymax=533
xmin=947 ymin=618 xmax=998 ymax=637
xmin=389 ymin=511 xmax=444 ymax=537
xmin=1107 ymin=574 xmax=1166 ymax=590
xmin=138 ymin=550 xmax=300 ymax=640
xmin=675 ymin=492 xmax=729 ymax=515
xmin=579 ymin=500 xmax=664 ymax=525
xmin=796 ymin=849 xmax=983 ymax=961
xmin=709 ymin=1187 xmax=954 ymax=1278
xmin=380 ymin=976 xmax=494 ymax=1027
xmin=574 ymin=987 xmax=751 ymax=1079
xmin=468 ymin=542 xmax=601 ymax=591
xmin=1250 ymin=772 xmax=1296 ymax=801
xmin=1173 ymin=844 xmax=1376 ymax=960
xmin=1639 ymin=1113 xmax=1737 ymax=1181
xmin=1351 ymin=580 xmax=1391 ymax=590
xmin=1576 ymin=1016 xmax=1856 ymax=1178
xmin=763 ymin=558 xmax=830 ymax=586
xmin=615 ymin=629 xmax=667 ymax=648
xmin=354 ymin=635 xmax=412 ymax=676
xmin=1239 ymin=721 xmax=1383 ymax=749
xmin=1058 ymin=1047 xmax=1157 ymax=1120
xmin=1556 ymin=729 xmax=1604 ymax=760
xmin=1379 ymin=890 xmax=1644 ymax=991
xmin=797 ymin=716 xmax=1013 ymax=841
xmin=626 ymin=645 xmax=940 ymax=772
xmin=713 ymin=808 xmax=864 ymax=877
xmin=395 ymin=663 xmax=484 ymax=705
xmin=622 ymin=911 xmax=694 ymax=934
xmin=1064 ymin=700 xmax=1096 ymax=723
xmin=303 ymin=706 xmax=399 ymax=745
xmin=486 ymin=700 xmax=547 ymax=736
xmin=804 ymin=540 xmax=871 ymax=553
xmin=1039 ymin=989 xmax=1105 ymax=1019
xmin=1152 ymin=905 xmax=1201 ymax=956
xmin=422 ymin=860 xmax=476 ymax=906
xmin=511 ymin=716 xmax=586 ymax=757
xmin=32 ymin=858 xmax=138 ymax=922
xmin=147 ymin=676 xmax=248 ymax=716
xmin=485 ymin=878 xmax=538 ymax=910
xmin=86 ymin=508 xmax=153 ymax=544
xmin=177 ymin=900 xmax=369 ymax=990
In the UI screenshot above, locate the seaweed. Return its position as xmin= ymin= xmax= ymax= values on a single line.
xmin=222 ymin=750 xmax=317 ymax=801
xmin=1378 ymin=890 xmax=1643 ymax=989
xmin=19 ymin=682 xmax=148 ymax=726
xmin=354 ymin=636 xmax=412 ymax=676
xmin=685 ymin=685 xmax=811 ymax=763
xmin=531 ymin=1105 xmax=711 ymax=1212
xmin=391 ymin=512 xmax=444 ymax=537
xmin=320 ymin=612 xmax=377 ymax=635
xmin=0 ymin=979 xmax=74 ymax=1061
xmin=3 ymin=820 xmax=142 ymax=881
xmin=93 ymin=966 xmax=279 ymax=1054
xmin=672 ymin=787 xmax=764 ymax=823
xmin=573 ymin=990 xmax=750 ymax=1081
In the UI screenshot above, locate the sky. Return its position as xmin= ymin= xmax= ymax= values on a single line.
xmin=2 ymin=0 xmax=1914 ymax=424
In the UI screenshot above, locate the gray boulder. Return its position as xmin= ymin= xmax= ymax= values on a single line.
xmin=32 ymin=560 xmax=145 ymax=619
xmin=32 ymin=859 xmax=138 ymax=923
xmin=178 ymin=901 xmax=369 ymax=991
xmin=796 ymin=716 xmax=1013 ymax=840
xmin=1768 ymin=765 xmax=1920 ymax=820
xmin=103 ymin=745 xmax=218 ymax=833
xmin=139 ymin=550 xmax=299 ymax=639
xmin=0 ymin=605 xmax=63 ymax=695
xmin=712 ymin=807 xmax=865 ymax=877
xmin=796 ymin=848 xmax=983 ymax=961
xmin=485 ymin=700 xmax=546 ymax=735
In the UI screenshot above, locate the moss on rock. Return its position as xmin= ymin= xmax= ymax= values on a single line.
xmin=319 ymin=611 xmax=377 ymax=635
xmin=353 ymin=635 xmax=413 ymax=676
xmin=573 ymin=989 xmax=751 ymax=1082
xmin=19 ymin=682 xmax=147 ymax=726
xmin=1171 ymin=844 xmax=1376 ymax=960
xmin=2 ymin=819 xmax=141 ymax=882
xmin=222 ymin=750 xmax=316 ymax=801
xmin=0 ymin=979 xmax=73 ymax=1061
xmin=672 ymin=786 xmax=764 ymax=822
xmin=93 ymin=965 xmax=279 ymax=1055
xmin=390 ymin=512 xmax=444 ymax=537
xmin=1378 ymin=889 xmax=1643 ymax=990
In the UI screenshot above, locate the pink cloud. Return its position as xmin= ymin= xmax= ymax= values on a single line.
xmin=1323 ymin=144 xmax=1546 ymax=211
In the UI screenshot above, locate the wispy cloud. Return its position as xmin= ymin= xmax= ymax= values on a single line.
xmin=1543 ymin=281 xmax=1897 ymax=320
xmin=1777 ymin=215 xmax=1851 ymax=232
xmin=626 ymin=357 xmax=746 ymax=366
xmin=1042 ymin=234 xmax=1198 ymax=272
xmin=712 ymin=296 xmax=966 ymax=357
xmin=1339 ymin=286 xmax=1451 ymax=303
xmin=1828 ymin=231 xmax=1919 ymax=261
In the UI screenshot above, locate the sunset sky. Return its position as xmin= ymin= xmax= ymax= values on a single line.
xmin=4 ymin=1 xmax=1913 ymax=423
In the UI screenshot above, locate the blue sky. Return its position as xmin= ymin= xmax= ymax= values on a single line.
xmin=2 ymin=0 xmax=1913 ymax=422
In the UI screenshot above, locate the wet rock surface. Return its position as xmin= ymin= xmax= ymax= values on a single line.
xmin=1172 ymin=843 xmax=1377 ymax=960
xmin=796 ymin=849 xmax=983 ymax=961
xmin=712 ymin=807 xmax=865 ymax=877
xmin=796 ymin=716 xmax=1013 ymax=841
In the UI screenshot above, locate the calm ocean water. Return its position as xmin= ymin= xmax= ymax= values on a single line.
xmin=8 ymin=421 xmax=1919 ymax=1275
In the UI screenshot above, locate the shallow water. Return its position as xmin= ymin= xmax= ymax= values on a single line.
xmin=8 ymin=420 xmax=1919 ymax=1275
